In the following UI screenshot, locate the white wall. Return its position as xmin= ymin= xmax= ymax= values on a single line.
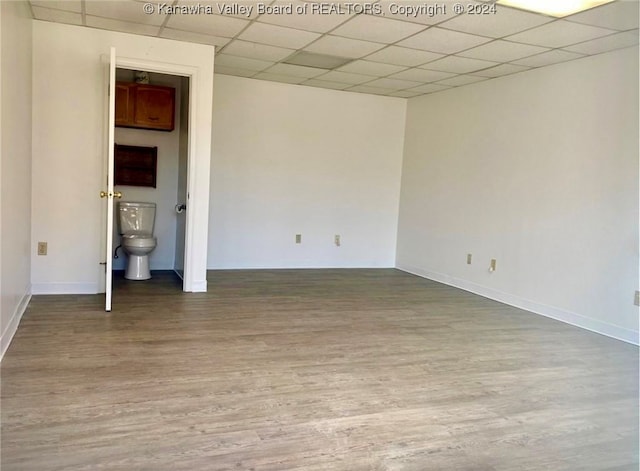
xmin=31 ymin=21 xmax=214 ymax=294
xmin=209 ymin=75 xmax=406 ymax=269
xmin=113 ymin=70 xmax=181 ymax=272
xmin=397 ymin=47 xmax=639 ymax=344
xmin=1 ymin=1 xmax=32 ymax=358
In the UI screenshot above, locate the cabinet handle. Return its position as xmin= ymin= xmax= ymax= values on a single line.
xmin=148 ymin=116 xmax=159 ymax=121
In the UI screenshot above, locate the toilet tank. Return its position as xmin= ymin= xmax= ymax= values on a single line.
xmin=118 ymin=202 xmax=156 ymax=235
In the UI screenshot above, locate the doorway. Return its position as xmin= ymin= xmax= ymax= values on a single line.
xmin=111 ymin=68 xmax=190 ymax=292
xmin=99 ymin=47 xmax=214 ymax=311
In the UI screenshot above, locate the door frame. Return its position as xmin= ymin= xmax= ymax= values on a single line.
xmin=114 ymin=56 xmax=202 ymax=292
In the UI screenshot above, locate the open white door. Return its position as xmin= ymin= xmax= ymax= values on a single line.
xmin=100 ymin=47 xmax=117 ymax=311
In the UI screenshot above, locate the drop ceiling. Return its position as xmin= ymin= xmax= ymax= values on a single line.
xmin=29 ymin=0 xmax=639 ymax=98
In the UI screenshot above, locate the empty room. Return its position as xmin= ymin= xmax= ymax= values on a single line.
xmin=1 ymin=0 xmax=638 ymax=469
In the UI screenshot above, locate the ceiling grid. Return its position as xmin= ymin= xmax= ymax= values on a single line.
xmin=29 ymin=0 xmax=639 ymax=97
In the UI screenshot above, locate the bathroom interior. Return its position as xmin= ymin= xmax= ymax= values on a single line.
xmin=112 ymin=68 xmax=190 ymax=293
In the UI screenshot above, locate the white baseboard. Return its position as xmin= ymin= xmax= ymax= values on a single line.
xmin=397 ymin=264 xmax=639 ymax=346
xmin=31 ymin=282 xmax=99 ymax=295
xmin=1 ymin=288 xmax=32 ymax=360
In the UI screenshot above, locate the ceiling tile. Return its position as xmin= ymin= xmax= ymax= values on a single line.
xmin=259 ymin=0 xmax=354 ymax=32
xmin=563 ymin=30 xmax=639 ymax=54
xmin=214 ymin=65 xmax=257 ymax=77
xmin=85 ymin=1 xmax=165 ymax=26
xmin=283 ymin=51 xmax=352 ymax=68
xmin=315 ymin=70 xmax=374 ymax=84
xmin=348 ymin=85 xmax=397 ymax=95
xmin=422 ymin=55 xmax=499 ymax=73
xmin=239 ymin=22 xmax=321 ymax=49
xmin=365 ymin=46 xmax=444 ymax=66
xmin=221 ymin=40 xmax=295 ymax=61
xmin=511 ymin=49 xmax=584 ymax=67
xmin=407 ymin=83 xmax=451 ymax=93
xmin=388 ymin=90 xmax=425 ymax=98
xmin=337 ymin=60 xmax=408 ymax=76
xmin=365 ymin=77 xmax=424 ymax=89
xmin=31 ymin=6 xmax=83 ymax=25
xmin=440 ymin=4 xmax=553 ymax=38
xmin=471 ymin=63 xmax=530 ymax=77
xmin=265 ymin=63 xmax=328 ymax=78
xmin=460 ymin=39 xmax=549 ymax=62
xmin=161 ymin=28 xmax=231 ymax=47
xmin=303 ymin=79 xmax=353 ymax=90
xmin=253 ymin=73 xmax=308 ymax=84
xmin=165 ymin=9 xmax=249 ymax=37
xmin=390 ymin=68 xmax=456 ymax=82
xmin=435 ymin=74 xmax=488 ymax=86
xmin=331 ymin=15 xmax=427 ymax=43
xmin=85 ymin=16 xmax=162 ymax=36
xmin=173 ymin=0 xmax=261 ymax=19
xmin=377 ymin=1 xmax=452 ymax=25
xmin=506 ymin=19 xmax=616 ymax=48
xmin=566 ymin=1 xmax=639 ymax=31
xmin=30 ymin=1 xmax=81 ymax=13
xmin=398 ymin=27 xmax=493 ymax=54
xmin=214 ymin=54 xmax=274 ymax=71
xmin=304 ymin=35 xmax=386 ymax=58
xmin=300 ymin=0 xmax=380 ymax=7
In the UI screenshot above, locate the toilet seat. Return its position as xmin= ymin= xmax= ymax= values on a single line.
xmin=122 ymin=233 xmax=156 ymax=249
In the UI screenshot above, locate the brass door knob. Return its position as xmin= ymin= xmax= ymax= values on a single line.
xmin=100 ymin=191 xmax=123 ymax=198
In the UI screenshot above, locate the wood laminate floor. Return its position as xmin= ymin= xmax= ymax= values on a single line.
xmin=1 ymin=269 xmax=638 ymax=470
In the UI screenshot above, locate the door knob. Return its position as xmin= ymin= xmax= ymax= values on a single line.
xmin=100 ymin=191 xmax=123 ymax=198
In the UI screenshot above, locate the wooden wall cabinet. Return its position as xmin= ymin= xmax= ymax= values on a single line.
xmin=115 ymin=82 xmax=175 ymax=132
xmin=115 ymin=144 xmax=157 ymax=188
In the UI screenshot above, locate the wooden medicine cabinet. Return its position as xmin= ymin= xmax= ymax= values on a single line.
xmin=115 ymin=82 xmax=175 ymax=132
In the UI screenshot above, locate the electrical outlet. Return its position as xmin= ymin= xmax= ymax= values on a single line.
xmin=37 ymin=242 xmax=48 ymax=256
xmin=335 ymin=235 xmax=341 ymax=247
xmin=466 ymin=253 xmax=472 ymax=265
xmin=295 ymin=234 xmax=302 ymax=244
xmin=635 ymin=291 xmax=640 ymax=306
xmin=489 ymin=259 xmax=496 ymax=272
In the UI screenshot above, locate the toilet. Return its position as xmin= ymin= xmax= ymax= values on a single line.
xmin=118 ymin=202 xmax=157 ymax=280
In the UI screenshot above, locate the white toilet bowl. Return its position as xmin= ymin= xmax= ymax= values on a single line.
xmin=121 ymin=233 xmax=157 ymax=280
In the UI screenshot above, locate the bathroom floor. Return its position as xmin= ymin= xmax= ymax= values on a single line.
xmin=112 ymin=269 xmax=182 ymax=295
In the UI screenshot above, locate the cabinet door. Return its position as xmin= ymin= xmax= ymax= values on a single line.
xmin=115 ymin=83 xmax=134 ymax=126
xmin=133 ymin=85 xmax=175 ymax=131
